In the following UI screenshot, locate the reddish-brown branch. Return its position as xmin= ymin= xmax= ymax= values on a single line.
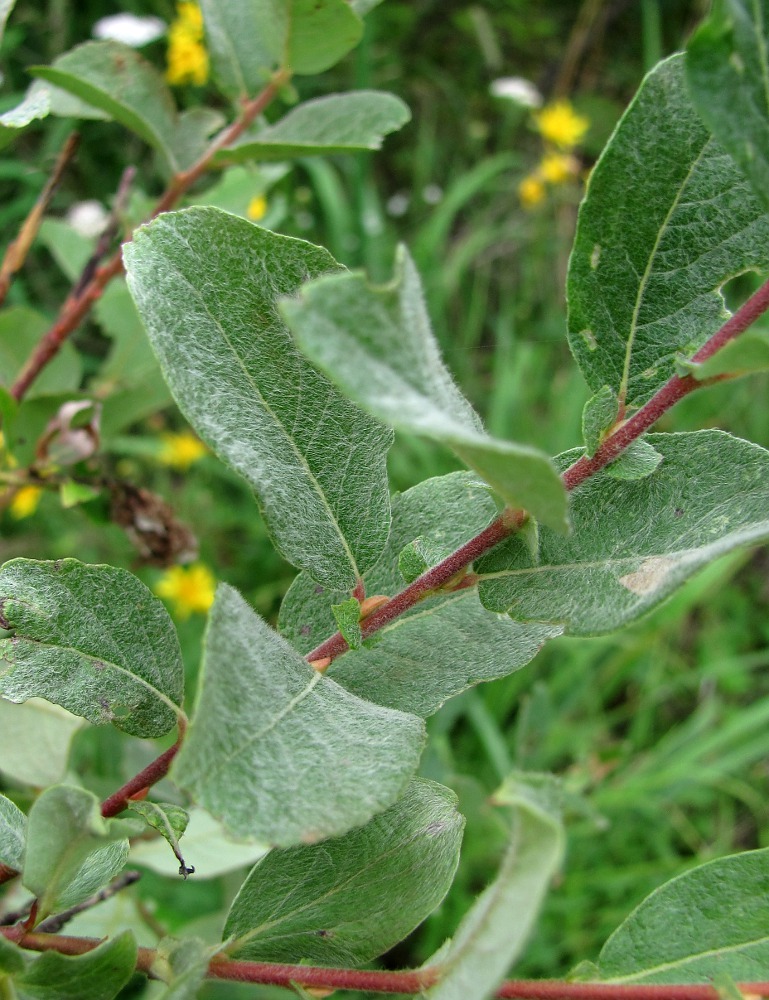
xmin=100 ymin=723 xmax=185 ymax=818
xmin=3 ymin=930 xmax=769 ymax=998
xmin=8 ymin=73 xmax=287 ymax=404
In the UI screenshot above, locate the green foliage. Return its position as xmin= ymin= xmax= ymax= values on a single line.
xmin=0 ymin=792 xmax=26 ymax=871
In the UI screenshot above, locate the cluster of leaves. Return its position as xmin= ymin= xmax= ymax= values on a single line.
xmin=3 ymin=1 xmax=769 ymax=998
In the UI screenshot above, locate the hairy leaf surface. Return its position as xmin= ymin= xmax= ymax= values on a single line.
xmin=284 ymin=245 xmax=567 ymax=530
xmin=597 ymin=847 xmax=769 ymax=983
xmin=0 ymin=559 xmax=183 ymax=737
xmin=478 ymin=432 xmax=769 ymax=635
xmin=567 ymin=55 xmax=769 ymax=407
xmin=424 ymin=773 xmax=564 ymax=999
xmin=280 ymin=472 xmax=561 ymax=716
xmin=172 ymin=584 xmax=424 ymax=846
xmin=124 ymin=207 xmax=392 ymax=590
xmin=0 ymin=792 xmax=26 ymax=872
xmin=224 ymin=778 xmax=463 ymax=965
xmin=687 ymin=0 xmax=769 ymax=210
xmin=220 ymin=91 xmax=410 ymax=162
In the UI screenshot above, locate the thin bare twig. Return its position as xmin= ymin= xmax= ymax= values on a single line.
xmin=35 ymin=871 xmax=141 ymax=934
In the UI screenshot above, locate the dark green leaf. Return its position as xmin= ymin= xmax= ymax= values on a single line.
xmin=10 ymin=932 xmax=137 ymax=1000
xmin=597 ymin=847 xmax=769 ymax=983
xmin=224 ymin=778 xmax=463 ymax=965
xmin=567 ymin=55 xmax=769 ymax=408
xmin=283 ymin=244 xmax=567 ymax=531
xmin=687 ymin=0 xmax=769 ymax=210
xmin=219 ymin=91 xmax=410 ymax=162
xmin=172 ymin=583 xmax=424 ymax=846
xmin=478 ymin=431 xmax=769 ymax=636
xmin=0 ymin=558 xmax=184 ymax=738
xmin=280 ymin=473 xmax=561 ymax=716
xmin=124 ymin=207 xmax=392 ymax=590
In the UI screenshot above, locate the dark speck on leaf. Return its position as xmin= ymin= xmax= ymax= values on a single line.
xmin=53 ymin=560 xmax=62 ymax=571
xmin=316 ymin=929 xmax=333 ymax=938
xmin=314 ymin=585 xmax=325 ymax=595
xmin=674 ymin=508 xmax=684 ymax=517
xmin=425 ymin=821 xmax=447 ymax=836
xmin=300 ymin=624 xmax=311 ymax=637
xmin=93 ymin=660 xmax=106 ymax=671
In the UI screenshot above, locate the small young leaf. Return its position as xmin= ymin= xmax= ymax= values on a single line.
xmin=567 ymin=55 xmax=769 ymax=408
xmin=679 ymin=325 xmax=769 ymax=380
xmin=172 ymin=584 xmax=424 ymax=846
xmin=219 ymin=91 xmax=410 ymax=163
xmin=0 ymin=558 xmax=184 ymax=738
xmin=478 ymin=431 xmax=769 ymax=636
xmin=597 ymin=847 xmax=769 ymax=983
xmin=224 ymin=778 xmax=464 ymax=966
xmin=126 ymin=801 xmax=190 ymax=875
xmin=22 ymin=785 xmax=132 ymax=919
xmin=605 ymin=439 xmax=663 ymax=481
xmin=31 ymin=41 xmax=184 ymax=172
xmin=3 ymin=932 xmax=137 ymax=1000
xmin=124 ymin=207 xmax=392 ymax=591
xmin=283 ymin=244 xmax=568 ymax=531
xmin=423 ymin=772 xmax=564 ymax=999
xmin=0 ymin=792 xmax=26 ymax=872
xmin=582 ymin=385 xmax=619 ymax=458
xmin=687 ymin=0 xmax=769 ymax=211
xmin=280 ymin=473 xmax=561 ymax=717
xmin=398 ymin=536 xmax=442 ymax=584
xmin=331 ymin=597 xmax=362 ymax=651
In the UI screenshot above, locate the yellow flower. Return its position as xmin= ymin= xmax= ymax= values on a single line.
xmin=247 ymin=194 xmax=268 ymax=222
xmin=166 ymin=2 xmax=208 ymax=86
xmin=539 ymin=151 xmax=578 ymax=185
xmin=518 ymin=174 xmax=546 ymax=209
xmin=9 ymin=485 xmax=43 ymax=519
xmin=534 ymin=100 xmax=589 ymax=149
xmin=158 ymin=431 xmax=207 ymax=471
xmin=155 ymin=564 xmax=216 ymax=619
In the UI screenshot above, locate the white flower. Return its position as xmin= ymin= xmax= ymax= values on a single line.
xmin=92 ymin=14 xmax=166 ymax=47
xmin=422 ymin=183 xmax=443 ymax=205
xmin=66 ymin=200 xmax=109 ymax=238
xmin=489 ymin=76 xmax=543 ymax=108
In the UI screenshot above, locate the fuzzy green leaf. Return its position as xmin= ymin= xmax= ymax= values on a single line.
xmin=201 ymin=0 xmax=362 ymax=98
xmin=1 ymin=932 xmax=137 ymax=1000
xmin=567 ymin=55 xmax=769 ymax=408
xmin=151 ymin=937 xmax=220 ymax=1000
xmin=331 ymin=597 xmax=363 ymax=651
xmin=582 ymin=385 xmax=619 ymax=458
xmin=127 ymin=801 xmax=190 ymax=875
xmin=283 ymin=245 xmax=567 ymax=531
xmin=280 ymin=473 xmax=561 ymax=716
xmin=31 ymin=41 xmax=186 ymax=172
xmin=22 ymin=785 xmax=132 ymax=919
xmin=0 ymin=792 xmax=26 ymax=872
xmin=597 ymin=847 xmax=769 ymax=983
xmin=605 ymin=439 xmax=663 ymax=481
xmin=172 ymin=584 xmax=424 ymax=846
xmin=0 ymin=558 xmax=184 ymax=738
xmin=0 ymin=307 xmax=81 ymax=398
xmin=687 ymin=0 xmax=769 ymax=211
xmin=224 ymin=778 xmax=463 ymax=965
xmin=680 ymin=326 xmax=769 ymax=379
xmin=124 ymin=207 xmax=392 ymax=591
xmin=424 ymin=773 xmax=564 ymax=999
xmin=219 ymin=91 xmax=410 ymax=162
xmin=478 ymin=431 xmax=769 ymax=636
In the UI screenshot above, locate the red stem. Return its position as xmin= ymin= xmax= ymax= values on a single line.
xmin=3 ymin=931 xmax=769 ymax=999
xmin=9 ymin=74 xmax=287 ymax=403
xmin=100 ymin=725 xmax=184 ymax=818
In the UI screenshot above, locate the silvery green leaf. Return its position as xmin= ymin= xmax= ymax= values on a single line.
xmin=219 ymin=91 xmax=410 ymax=162
xmin=124 ymin=207 xmax=392 ymax=591
xmin=2 ymin=932 xmax=137 ymax=1000
xmin=224 ymin=778 xmax=463 ymax=965
xmin=687 ymin=0 xmax=769 ymax=210
xmin=280 ymin=473 xmax=561 ymax=716
xmin=172 ymin=584 xmax=424 ymax=846
xmin=567 ymin=55 xmax=769 ymax=408
xmin=0 ymin=793 xmax=26 ymax=872
xmin=0 ymin=558 xmax=184 ymax=738
xmin=582 ymin=385 xmax=619 ymax=458
xmin=478 ymin=431 xmax=769 ymax=636
xmin=597 ymin=847 xmax=769 ymax=983
xmin=424 ymin=772 xmax=564 ymax=999
xmin=283 ymin=244 xmax=567 ymax=531
xmin=605 ymin=439 xmax=663 ymax=481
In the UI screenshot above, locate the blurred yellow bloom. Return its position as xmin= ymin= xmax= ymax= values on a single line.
xmin=10 ymin=485 xmax=42 ymax=519
xmin=155 ymin=564 xmax=215 ymax=619
xmin=518 ymin=174 xmax=546 ymax=209
xmin=166 ymin=2 xmax=208 ymax=86
xmin=539 ymin=151 xmax=578 ymax=185
xmin=535 ymin=101 xmax=589 ymax=149
xmin=158 ymin=431 xmax=207 ymax=470
xmin=247 ymin=195 xmax=268 ymax=221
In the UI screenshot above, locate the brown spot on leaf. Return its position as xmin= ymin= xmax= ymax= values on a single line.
xmin=619 ymin=556 xmax=675 ymax=595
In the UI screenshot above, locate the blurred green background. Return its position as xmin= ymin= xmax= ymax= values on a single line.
xmin=5 ymin=0 xmax=769 ymax=994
